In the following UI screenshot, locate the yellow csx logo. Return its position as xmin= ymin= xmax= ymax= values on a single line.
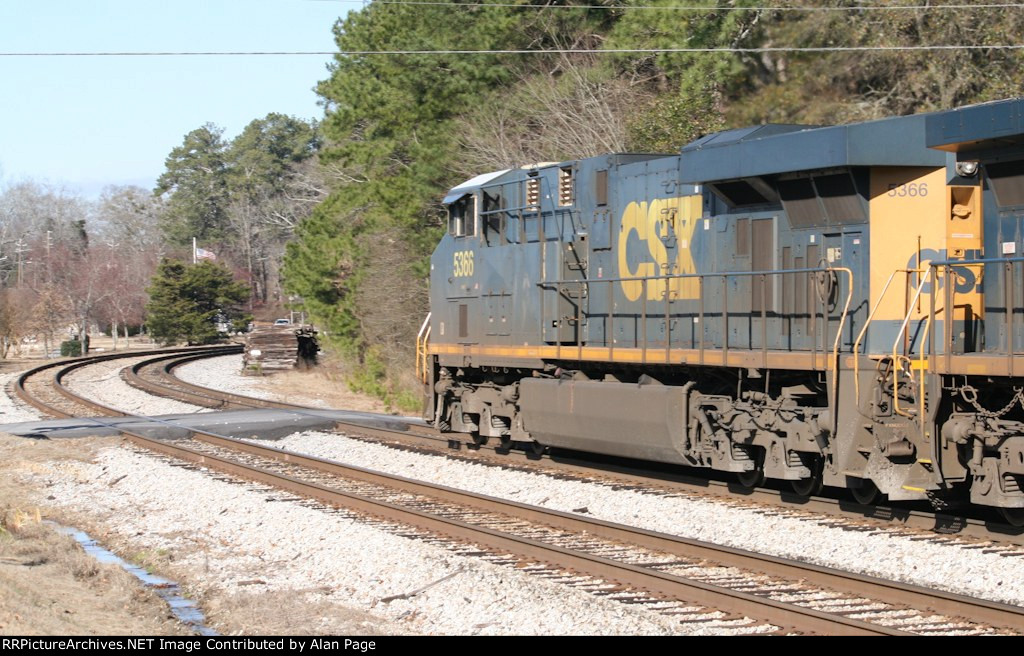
xmin=453 ymin=250 xmax=474 ymax=278
xmin=617 ymin=195 xmax=701 ymax=301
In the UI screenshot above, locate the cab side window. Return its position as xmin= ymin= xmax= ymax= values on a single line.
xmin=448 ymin=195 xmax=476 ymax=238
xmin=482 ymin=191 xmax=504 ymax=246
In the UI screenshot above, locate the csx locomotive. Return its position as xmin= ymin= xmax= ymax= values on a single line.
xmin=417 ymin=97 xmax=1024 ymax=524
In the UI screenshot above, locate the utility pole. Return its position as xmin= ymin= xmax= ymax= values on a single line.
xmin=15 ymin=238 xmax=27 ymax=287
xmin=46 ymin=229 xmax=52 ymax=283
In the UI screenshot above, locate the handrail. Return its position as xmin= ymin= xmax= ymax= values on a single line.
xmin=416 ymin=312 xmax=432 ymax=384
xmin=891 ymin=269 xmax=933 ymax=418
xmin=852 ymin=269 xmax=923 ymax=406
xmin=928 ymin=257 xmax=1017 ymax=376
xmin=916 ymin=316 xmax=932 ymax=423
xmin=892 ymin=268 xmax=932 ymax=360
xmin=543 ymin=265 xmax=848 ymax=286
xmin=927 ymin=255 xmax=1024 ymax=267
xmin=540 ymin=265 xmax=854 ymax=431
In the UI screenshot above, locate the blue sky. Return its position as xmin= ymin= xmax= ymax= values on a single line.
xmin=0 ymin=0 xmax=358 ymax=197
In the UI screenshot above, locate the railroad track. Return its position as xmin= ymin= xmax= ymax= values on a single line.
xmin=12 ymin=345 xmax=242 ymax=419
xmin=155 ymin=432 xmax=1024 ymax=635
xmin=114 ymin=349 xmax=1024 ymax=550
xmin=12 ymin=348 xmax=1024 ymax=634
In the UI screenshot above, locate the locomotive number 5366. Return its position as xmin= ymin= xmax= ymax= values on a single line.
xmin=453 ymin=250 xmax=474 ymax=278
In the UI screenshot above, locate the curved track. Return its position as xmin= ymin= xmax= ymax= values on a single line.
xmin=115 ymin=349 xmax=1024 ymax=549
xmin=12 ymin=345 xmax=242 ymax=419
xmin=12 ymin=348 xmax=1024 ymax=634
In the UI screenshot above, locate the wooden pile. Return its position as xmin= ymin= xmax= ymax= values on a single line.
xmin=242 ymin=324 xmax=318 ymax=375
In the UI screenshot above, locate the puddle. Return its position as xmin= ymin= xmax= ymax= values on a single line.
xmin=51 ymin=523 xmax=217 ymax=636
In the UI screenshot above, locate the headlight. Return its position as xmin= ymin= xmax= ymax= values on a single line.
xmin=955 ymin=160 xmax=979 ymax=177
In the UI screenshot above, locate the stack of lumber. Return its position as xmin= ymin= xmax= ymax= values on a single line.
xmin=242 ymin=324 xmax=309 ymax=375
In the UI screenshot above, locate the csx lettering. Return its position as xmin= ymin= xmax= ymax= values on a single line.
xmin=887 ymin=182 xmax=928 ymax=198
xmin=453 ymin=250 xmax=474 ymax=278
xmin=907 ymin=248 xmax=982 ymax=294
xmin=617 ymin=196 xmax=701 ymax=301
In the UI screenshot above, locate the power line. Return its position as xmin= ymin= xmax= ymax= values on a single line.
xmin=366 ymin=1 xmax=1024 ymax=11
xmin=2 ymin=44 xmax=1023 ymax=56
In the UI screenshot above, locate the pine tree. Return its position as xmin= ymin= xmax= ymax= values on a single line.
xmin=145 ymin=259 xmax=250 ymax=345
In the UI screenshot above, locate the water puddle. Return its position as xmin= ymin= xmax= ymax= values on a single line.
xmin=51 ymin=523 xmax=217 ymax=636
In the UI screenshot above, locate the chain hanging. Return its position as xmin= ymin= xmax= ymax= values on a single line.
xmin=960 ymin=384 xmax=1024 ymax=418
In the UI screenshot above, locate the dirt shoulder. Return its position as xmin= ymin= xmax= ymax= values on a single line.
xmin=0 ymin=351 xmax=414 ymax=636
xmin=256 ymin=366 xmax=392 ymax=415
xmin=0 ymin=435 xmax=186 ymax=635
xmin=2 ymin=433 xmax=405 ymax=636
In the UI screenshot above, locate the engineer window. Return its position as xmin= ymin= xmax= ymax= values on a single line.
xmin=447 ymin=195 xmax=476 ymax=238
xmin=483 ymin=191 xmax=504 ymax=246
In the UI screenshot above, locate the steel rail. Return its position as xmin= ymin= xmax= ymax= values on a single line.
xmin=9 ymin=351 xmax=919 ymax=635
xmin=195 ymin=431 xmax=1024 ymax=633
xmin=127 ymin=431 xmax=906 ymax=636
xmin=125 ymin=349 xmax=1024 ymax=546
xmin=12 ymin=345 xmax=241 ymax=418
xmin=126 ymin=350 xmax=311 ymax=410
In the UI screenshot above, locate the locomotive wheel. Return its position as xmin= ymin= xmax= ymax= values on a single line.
xmin=850 ymin=479 xmax=880 ymax=506
xmin=736 ymin=468 xmax=765 ymax=489
xmin=1000 ymin=507 xmax=1024 ymax=528
xmin=790 ymin=457 xmax=824 ymax=497
xmin=529 ymin=441 xmax=548 ymax=456
xmin=471 ymin=432 xmax=487 ymax=446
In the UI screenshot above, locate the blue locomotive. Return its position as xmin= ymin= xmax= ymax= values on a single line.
xmin=417 ymin=97 xmax=1024 ymax=523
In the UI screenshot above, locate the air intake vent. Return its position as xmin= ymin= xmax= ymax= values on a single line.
xmin=526 ymin=178 xmax=540 ymax=208
xmin=559 ymin=167 xmax=574 ymax=206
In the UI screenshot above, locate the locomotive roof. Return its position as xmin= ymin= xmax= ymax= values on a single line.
xmin=442 ymin=154 xmax=673 ymax=203
xmin=683 ymin=124 xmax=815 ymax=150
xmin=926 ymin=96 xmax=1024 ymax=156
xmin=679 ymin=113 xmax=945 ymax=184
xmin=442 ymin=169 xmax=512 ymax=204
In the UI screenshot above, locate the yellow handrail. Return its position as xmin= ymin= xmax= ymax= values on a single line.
xmin=892 ymin=269 xmax=933 ymax=418
xmin=415 ymin=312 xmax=432 ymax=384
xmin=852 ymin=268 xmax=923 ymax=405
xmin=830 ymin=268 xmax=856 ymax=433
xmin=917 ymin=315 xmax=932 ymax=421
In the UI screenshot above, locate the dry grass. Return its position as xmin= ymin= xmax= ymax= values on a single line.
xmin=259 ymin=362 xmax=391 ymax=415
xmin=0 ymin=433 xmax=188 ymax=635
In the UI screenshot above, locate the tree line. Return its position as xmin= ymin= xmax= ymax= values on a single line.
xmin=279 ymin=0 xmax=1024 ymax=406
xmin=0 ymin=112 xmax=318 ymax=355
xmin=7 ymin=1 xmax=1023 ymax=406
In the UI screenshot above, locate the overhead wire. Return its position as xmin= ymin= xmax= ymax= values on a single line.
xmin=6 ymin=1 xmax=1024 ymax=58
xmin=364 ymin=0 xmax=1024 ymax=10
xmin=3 ymin=44 xmax=1024 ymax=56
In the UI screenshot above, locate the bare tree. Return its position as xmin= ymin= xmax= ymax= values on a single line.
xmin=457 ymin=53 xmax=646 ymax=175
xmin=352 ymin=226 xmax=429 ymax=389
xmin=27 ymin=283 xmax=72 ymax=357
xmin=94 ymin=186 xmax=166 ymax=253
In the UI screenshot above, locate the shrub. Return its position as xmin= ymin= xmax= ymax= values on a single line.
xmin=60 ymin=340 xmax=82 ymax=357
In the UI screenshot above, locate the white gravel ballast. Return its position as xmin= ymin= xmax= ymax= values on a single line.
xmin=63 ymin=355 xmax=211 ymax=416
xmin=12 ymin=350 xmax=1024 ymax=634
xmin=32 ymin=446 xmax=738 ymax=635
xmin=0 ymin=371 xmax=44 ymax=423
xmin=259 ymin=430 xmax=1024 ymax=609
xmin=176 ymin=355 xmax=274 ymax=401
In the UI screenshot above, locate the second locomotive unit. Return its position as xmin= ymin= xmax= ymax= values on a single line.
xmin=418 ymin=97 xmax=1024 ymax=523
